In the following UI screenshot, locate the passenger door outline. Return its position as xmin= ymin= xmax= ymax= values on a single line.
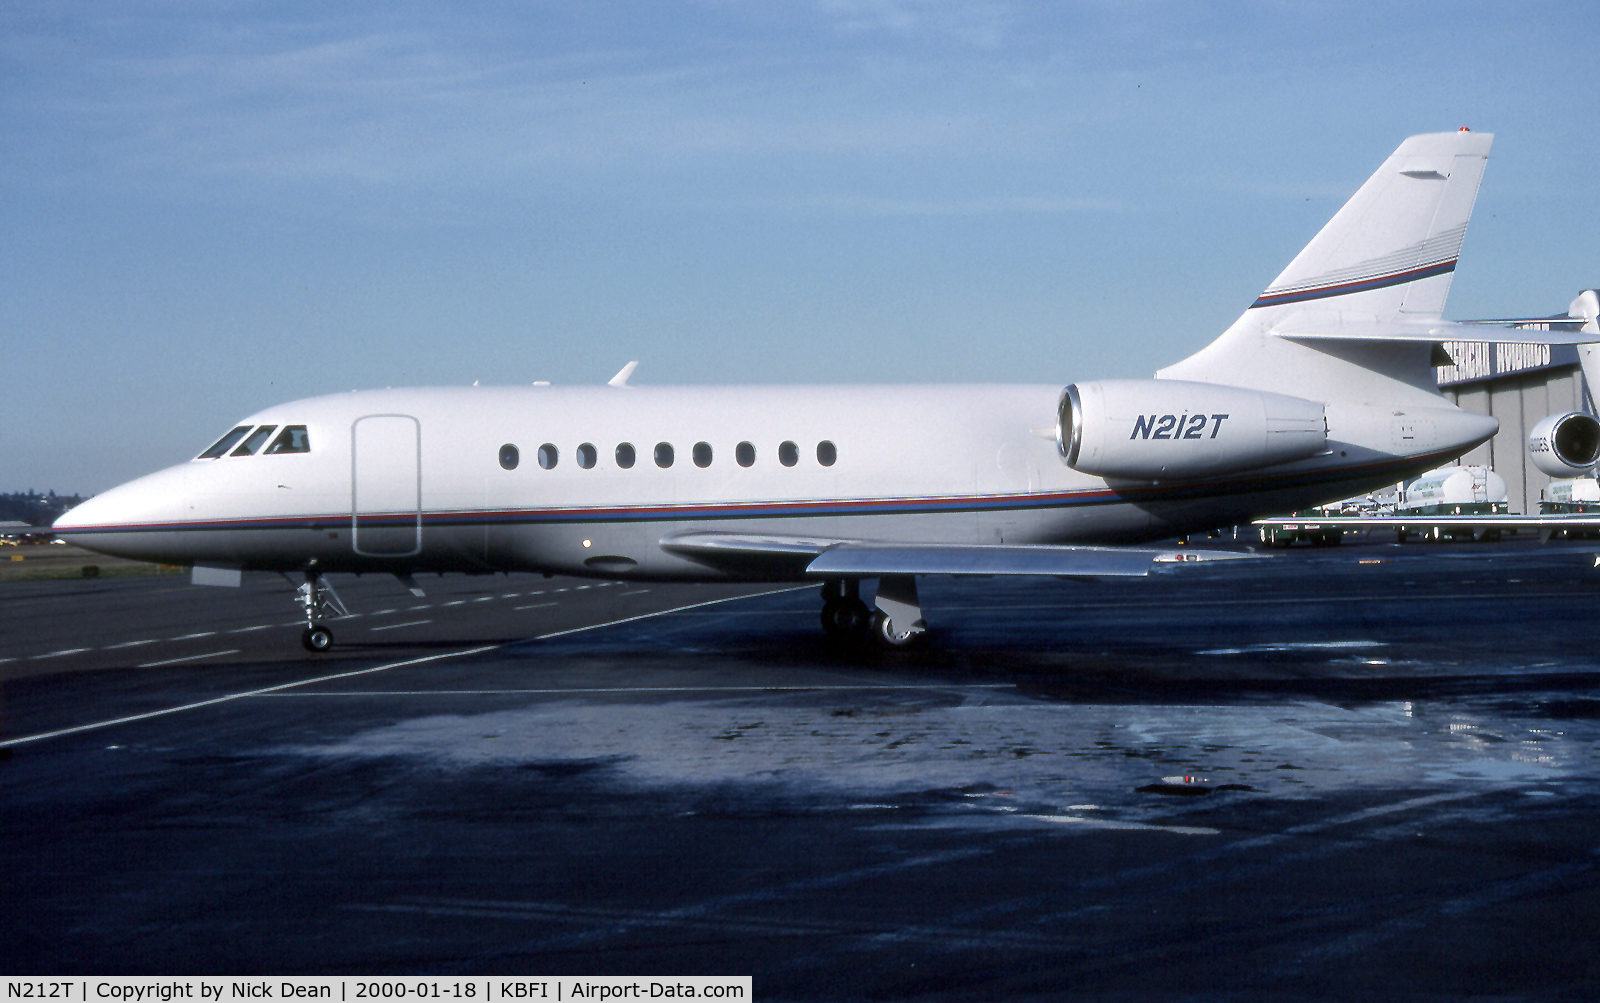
xmin=352 ymin=414 xmax=422 ymax=557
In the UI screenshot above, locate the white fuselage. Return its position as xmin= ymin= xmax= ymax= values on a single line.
xmin=54 ymin=382 xmax=1490 ymax=579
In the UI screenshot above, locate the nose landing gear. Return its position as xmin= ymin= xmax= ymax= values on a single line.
xmin=302 ymin=623 xmax=335 ymax=652
xmin=296 ymin=565 xmax=348 ymax=653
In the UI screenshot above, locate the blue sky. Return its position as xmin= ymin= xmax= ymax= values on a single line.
xmin=5 ymin=1 xmax=1599 ymax=492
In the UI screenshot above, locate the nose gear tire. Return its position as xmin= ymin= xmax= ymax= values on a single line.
xmin=302 ymin=625 xmax=334 ymax=653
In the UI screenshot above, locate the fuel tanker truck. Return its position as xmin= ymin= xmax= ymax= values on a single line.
xmin=1396 ymin=465 xmax=1508 ymax=541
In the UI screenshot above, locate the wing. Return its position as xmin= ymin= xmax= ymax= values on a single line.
xmin=660 ymin=531 xmax=1258 ymax=579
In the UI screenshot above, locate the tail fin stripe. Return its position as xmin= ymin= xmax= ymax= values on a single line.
xmin=1250 ymin=222 xmax=1466 ymax=309
xmin=1251 ymin=259 xmax=1457 ymax=309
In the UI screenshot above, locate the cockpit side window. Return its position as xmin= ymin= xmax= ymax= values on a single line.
xmin=231 ymin=425 xmax=279 ymax=456
xmin=199 ymin=426 xmax=253 ymax=459
xmin=263 ymin=425 xmax=311 ymax=454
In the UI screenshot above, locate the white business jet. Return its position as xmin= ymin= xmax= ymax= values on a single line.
xmin=54 ymin=130 xmax=1593 ymax=652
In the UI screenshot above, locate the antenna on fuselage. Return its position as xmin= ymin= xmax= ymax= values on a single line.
xmin=608 ymin=360 xmax=640 ymax=388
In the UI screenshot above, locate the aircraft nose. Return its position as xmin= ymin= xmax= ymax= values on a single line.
xmin=56 ymin=479 xmax=150 ymax=535
xmin=52 ymin=465 xmax=193 ymax=559
xmin=51 ymin=493 xmax=101 ymax=536
xmin=53 ymin=484 xmax=124 ymax=536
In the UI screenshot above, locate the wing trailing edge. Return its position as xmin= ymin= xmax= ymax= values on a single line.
xmin=661 ymin=531 xmax=1258 ymax=579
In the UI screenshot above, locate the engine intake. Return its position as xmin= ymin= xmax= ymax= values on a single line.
xmin=1528 ymin=411 xmax=1600 ymax=477
xmin=1058 ymin=379 xmax=1327 ymax=480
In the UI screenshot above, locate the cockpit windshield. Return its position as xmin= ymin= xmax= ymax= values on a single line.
xmin=198 ymin=423 xmax=312 ymax=459
xmin=231 ymin=425 xmax=278 ymax=456
xmin=263 ymin=425 xmax=311 ymax=454
xmin=199 ymin=426 xmax=252 ymax=459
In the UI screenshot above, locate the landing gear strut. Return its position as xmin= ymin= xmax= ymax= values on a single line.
xmin=869 ymin=575 xmax=926 ymax=648
xmin=820 ymin=576 xmax=927 ymax=649
xmin=821 ymin=579 xmax=871 ymax=640
xmin=296 ymin=565 xmax=348 ymax=653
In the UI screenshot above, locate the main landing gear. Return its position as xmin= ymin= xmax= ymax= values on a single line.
xmin=820 ymin=576 xmax=927 ymax=649
xmin=296 ymin=565 xmax=348 ymax=653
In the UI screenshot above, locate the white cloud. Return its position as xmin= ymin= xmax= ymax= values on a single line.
xmin=757 ymin=192 xmax=1124 ymax=215
xmin=10 ymin=4 xmax=1198 ymax=203
xmin=817 ymin=0 xmax=1016 ymax=49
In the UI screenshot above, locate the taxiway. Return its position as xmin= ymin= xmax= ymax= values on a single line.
xmin=2 ymin=542 xmax=1598 ymax=999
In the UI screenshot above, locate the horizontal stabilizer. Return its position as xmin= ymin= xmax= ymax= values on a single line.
xmin=1270 ymin=316 xmax=1599 ymax=345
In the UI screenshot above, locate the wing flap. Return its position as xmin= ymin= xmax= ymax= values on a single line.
xmin=807 ymin=543 xmax=1164 ymax=577
xmin=661 ymin=531 xmax=1258 ymax=579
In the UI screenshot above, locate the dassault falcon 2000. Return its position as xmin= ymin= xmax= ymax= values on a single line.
xmin=54 ymin=130 xmax=1595 ymax=652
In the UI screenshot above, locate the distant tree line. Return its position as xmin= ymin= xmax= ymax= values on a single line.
xmin=0 ymin=491 xmax=88 ymax=527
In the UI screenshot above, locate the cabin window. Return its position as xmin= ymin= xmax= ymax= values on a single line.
xmin=779 ymin=440 xmax=799 ymax=467
xmin=263 ymin=425 xmax=310 ymax=454
xmin=817 ymin=440 xmax=837 ymax=466
xmin=736 ymin=441 xmax=756 ymax=467
xmin=655 ymin=442 xmax=675 ymax=468
xmin=616 ymin=442 xmax=636 ymax=469
xmin=231 ymin=425 xmax=278 ymax=456
xmin=576 ymin=443 xmax=597 ymax=469
xmin=538 ymin=443 xmax=559 ymax=470
xmin=199 ymin=426 xmax=252 ymax=459
xmin=499 ymin=444 xmax=520 ymax=470
xmin=693 ymin=442 xmax=713 ymax=468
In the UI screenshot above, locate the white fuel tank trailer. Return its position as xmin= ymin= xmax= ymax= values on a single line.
xmin=1542 ymin=476 xmax=1600 ymax=518
xmin=1394 ymin=465 xmax=1510 ymax=543
xmin=1398 ymin=465 xmax=1508 ymax=516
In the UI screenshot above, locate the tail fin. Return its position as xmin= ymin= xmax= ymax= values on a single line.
xmin=1251 ymin=130 xmax=1492 ymax=318
xmin=1160 ymin=130 xmax=1494 ymax=405
xmin=1572 ymin=290 xmax=1600 ymax=401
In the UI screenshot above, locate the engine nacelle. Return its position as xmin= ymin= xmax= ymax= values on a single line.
xmin=1528 ymin=411 xmax=1600 ymax=477
xmin=1058 ymin=379 xmax=1327 ymax=480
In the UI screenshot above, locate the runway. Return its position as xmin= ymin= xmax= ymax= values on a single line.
xmin=2 ymin=541 xmax=1599 ymax=999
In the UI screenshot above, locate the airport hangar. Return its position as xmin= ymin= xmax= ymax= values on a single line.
xmin=1436 ymin=307 xmax=1594 ymax=515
